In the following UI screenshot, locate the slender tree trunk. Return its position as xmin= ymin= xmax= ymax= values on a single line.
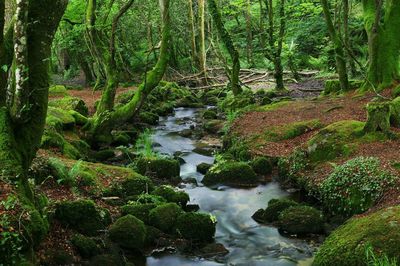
xmin=188 ymin=0 xmax=197 ymax=68
xmin=0 ymin=0 xmax=6 ymax=105
xmin=321 ymin=0 xmax=349 ymax=91
xmin=343 ymin=0 xmax=356 ymax=76
xmin=259 ymin=0 xmax=265 ymax=48
xmin=245 ymin=0 xmax=253 ymax=66
xmin=199 ymin=0 xmax=207 ymax=81
xmin=363 ymin=0 xmax=400 ymax=89
xmin=274 ymin=0 xmax=285 ymax=90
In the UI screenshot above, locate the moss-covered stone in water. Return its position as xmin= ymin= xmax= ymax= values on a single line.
xmin=197 ymin=162 xmax=212 ymax=174
xmin=136 ymin=157 xmax=180 ymax=180
xmin=313 ymin=206 xmax=400 ymax=266
xmin=278 ymin=205 xmax=324 ymax=235
xmin=149 ymin=203 xmax=182 ymax=232
xmin=71 ymin=234 xmax=99 ymax=259
xmin=152 ymin=185 xmax=190 ymax=207
xmin=49 ymin=96 xmax=89 ymax=116
xmin=250 ymin=157 xmax=273 ymax=175
xmin=176 ymin=212 xmax=216 ymax=242
xmin=253 ymin=198 xmax=299 ymax=223
xmin=202 ymin=162 xmax=258 ymax=186
xmin=121 ymin=203 xmax=157 ymax=223
xmin=263 ymin=119 xmax=322 ymax=142
xmin=55 ymin=200 xmax=111 ymax=236
xmin=49 ymin=85 xmax=68 ymax=97
xmin=139 ymin=111 xmax=159 ymax=125
xmin=108 ymin=215 xmax=147 ymax=250
xmin=203 ymin=119 xmax=223 ymax=134
xmin=203 ymin=110 xmax=217 ymax=120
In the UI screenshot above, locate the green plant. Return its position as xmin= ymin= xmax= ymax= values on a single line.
xmin=320 ymin=157 xmax=396 ymax=217
xmin=135 ymin=128 xmax=157 ymax=158
xmin=365 ymin=244 xmax=398 ymax=266
xmin=222 ymin=110 xmax=238 ymax=134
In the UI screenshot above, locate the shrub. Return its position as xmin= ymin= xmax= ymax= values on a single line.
xmin=149 ymin=203 xmax=182 ymax=232
xmin=278 ymin=205 xmax=324 ymax=235
xmin=176 ymin=212 xmax=216 ymax=242
xmin=320 ymin=157 xmax=395 ymax=217
xmin=108 ymin=215 xmax=147 ymax=249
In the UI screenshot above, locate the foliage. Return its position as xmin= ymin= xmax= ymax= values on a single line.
xmin=320 ymin=157 xmax=396 ymax=217
xmin=135 ymin=129 xmax=156 ymax=159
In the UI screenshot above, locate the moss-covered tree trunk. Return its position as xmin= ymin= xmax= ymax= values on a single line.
xmin=363 ymin=0 xmax=400 ymax=89
xmin=199 ymin=0 xmax=207 ymax=82
xmin=320 ymin=0 xmax=349 ymax=91
xmin=208 ymin=0 xmax=242 ymax=96
xmin=0 ymin=0 xmax=5 ymax=105
xmin=86 ymin=0 xmax=171 ymax=145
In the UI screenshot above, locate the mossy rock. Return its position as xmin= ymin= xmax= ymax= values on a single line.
xmin=307 ymin=120 xmax=364 ymax=162
xmin=136 ymin=157 xmax=180 ymax=180
xmin=219 ymin=90 xmax=255 ymax=111
xmin=55 ymin=200 xmax=111 ymax=236
xmin=154 ymin=102 xmax=174 ymax=116
xmin=89 ymin=254 xmax=123 ymax=266
xmin=112 ymin=132 xmax=131 ymax=146
xmin=203 ymin=120 xmax=223 ymax=134
xmin=203 ymin=110 xmax=218 ymax=120
xmin=49 ymin=85 xmax=68 ymax=96
xmin=324 ymin=79 xmax=364 ymax=95
xmin=313 ymin=206 xmax=400 ymax=266
xmin=250 ymin=157 xmax=273 ymax=175
xmin=69 ymin=161 xmax=98 ymax=187
xmin=264 ymin=119 xmax=322 ymax=142
xmin=252 ymin=198 xmax=299 ymax=223
xmin=49 ymin=96 xmax=89 ymax=116
xmin=196 ymin=162 xmax=212 ymax=174
xmin=108 ymin=215 xmax=147 ymax=250
xmin=149 ymin=203 xmax=182 ymax=232
xmin=119 ymin=175 xmax=155 ymax=197
xmin=152 ymin=185 xmax=190 ymax=207
xmin=121 ymin=203 xmax=157 ymax=224
xmin=46 ymin=106 xmax=76 ymax=130
xmin=92 ymin=149 xmax=115 ymax=161
xmin=278 ymin=205 xmax=324 ymax=235
xmin=175 ymin=94 xmax=202 ymax=108
xmin=48 ymin=157 xmax=74 ymax=186
xmin=41 ymin=127 xmax=65 ymax=149
xmin=139 ymin=111 xmax=159 ymax=125
xmin=202 ymin=162 xmax=258 ymax=187
xmin=71 ymin=234 xmax=99 ymax=259
xmin=176 ymin=212 xmax=216 ymax=242
xmin=145 ymin=225 xmax=163 ymax=246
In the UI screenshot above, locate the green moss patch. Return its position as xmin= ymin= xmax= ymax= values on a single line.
xmin=263 ymin=119 xmax=322 ymax=142
xmin=278 ymin=205 xmax=324 ymax=235
xmin=176 ymin=212 xmax=216 ymax=242
xmin=202 ymin=162 xmax=258 ymax=187
xmin=136 ymin=157 xmax=180 ymax=180
xmin=108 ymin=215 xmax=147 ymax=250
xmin=149 ymin=203 xmax=182 ymax=232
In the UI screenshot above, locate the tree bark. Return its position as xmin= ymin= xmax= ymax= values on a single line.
xmin=245 ymin=0 xmax=253 ymax=66
xmin=321 ymin=0 xmax=349 ymax=91
xmin=188 ymin=0 xmax=197 ymax=67
xmin=208 ymin=0 xmax=242 ymax=95
xmin=0 ymin=0 xmax=5 ymax=105
xmin=199 ymin=0 xmax=207 ymax=81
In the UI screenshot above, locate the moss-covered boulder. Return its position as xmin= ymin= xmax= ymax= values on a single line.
xmin=203 ymin=120 xmax=224 ymax=134
xmin=49 ymin=85 xmax=68 ymax=96
xmin=219 ymin=90 xmax=255 ymax=111
xmin=71 ymin=234 xmax=99 ymax=259
xmin=49 ymin=96 xmax=89 ymax=116
xmin=176 ymin=212 xmax=216 ymax=242
xmin=139 ymin=111 xmax=159 ymax=125
xmin=55 ymin=200 xmax=111 ymax=236
xmin=263 ymin=119 xmax=322 ymax=142
xmin=136 ymin=157 xmax=180 ymax=180
xmin=69 ymin=161 xmax=98 ymax=187
xmin=203 ymin=110 xmax=218 ymax=120
xmin=149 ymin=203 xmax=182 ymax=232
xmin=364 ymin=101 xmax=392 ymax=133
xmin=313 ymin=206 xmax=400 ymax=266
xmin=117 ymin=175 xmax=155 ymax=197
xmin=46 ymin=106 xmax=76 ymax=130
xmin=252 ymin=198 xmax=299 ymax=223
xmin=108 ymin=215 xmax=147 ymax=250
xmin=121 ymin=203 xmax=158 ymax=224
xmin=277 ymin=205 xmax=324 ymax=235
xmin=152 ymin=185 xmax=190 ymax=207
xmin=202 ymin=162 xmax=258 ymax=187
xmin=197 ymin=162 xmax=212 ymax=174
xmin=250 ymin=157 xmax=273 ymax=175
xmin=154 ymin=102 xmax=174 ymax=116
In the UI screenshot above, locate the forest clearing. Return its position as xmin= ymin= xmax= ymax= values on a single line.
xmin=1 ymin=0 xmax=400 ymax=265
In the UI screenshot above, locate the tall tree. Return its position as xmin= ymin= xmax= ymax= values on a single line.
xmin=188 ymin=0 xmax=197 ymax=67
xmin=362 ymin=0 xmax=400 ymax=89
xmin=320 ymin=0 xmax=349 ymax=91
xmin=208 ymin=0 xmax=242 ymax=95
xmin=199 ymin=0 xmax=207 ymax=81
xmin=245 ymin=0 xmax=253 ymax=66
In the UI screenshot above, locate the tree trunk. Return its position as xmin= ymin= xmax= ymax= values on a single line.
xmin=188 ymin=0 xmax=197 ymax=67
xmin=363 ymin=0 xmax=400 ymax=89
xmin=245 ymin=0 xmax=253 ymax=66
xmin=86 ymin=0 xmax=171 ymax=144
xmin=199 ymin=0 xmax=207 ymax=81
xmin=208 ymin=0 xmax=242 ymax=95
xmin=0 ymin=0 xmax=5 ymax=105
xmin=321 ymin=0 xmax=349 ymax=91
xmin=343 ymin=0 xmax=356 ymax=76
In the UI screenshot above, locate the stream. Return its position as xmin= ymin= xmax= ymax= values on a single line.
xmin=146 ymin=107 xmax=315 ymax=266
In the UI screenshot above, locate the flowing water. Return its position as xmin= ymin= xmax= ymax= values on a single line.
xmin=146 ymin=107 xmax=315 ymax=266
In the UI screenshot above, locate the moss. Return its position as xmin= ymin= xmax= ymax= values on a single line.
xmin=263 ymin=119 xmax=322 ymax=142
xmin=256 ymin=100 xmax=290 ymax=111
xmin=71 ymin=234 xmax=99 ymax=259
xmin=108 ymin=215 xmax=147 ymax=250
xmin=253 ymin=198 xmax=299 ymax=223
xmin=55 ymin=200 xmax=111 ymax=236
xmin=49 ymin=85 xmax=68 ymax=97
xmin=392 ymin=85 xmax=400 ymax=98
xmin=250 ymin=157 xmax=273 ymax=175
xmin=89 ymin=254 xmax=123 ymax=266
xmin=117 ymin=175 xmax=155 ymax=197
xmin=69 ymin=110 xmax=88 ymax=126
xmin=307 ymin=120 xmax=365 ymax=162
xmin=24 ymin=209 xmax=49 ymax=248
xmin=111 ymin=132 xmax=131 ymax=146
xmin=219 ymin=90 xmax=255 ymax=111
xmin=390 ymin=97 xmax=400 ymax=127
xmin=175 ymin=94 xmax=202 ymax=108
xmin=145 ymin=225 xmax=163 ymax=246
xmin=46 ymin=107 xmax=76 ymax=131
xmin=139 ymin=111 xmax=159 ymax=125
xmin=69 ymin=161 xmax=98 ymax=187
xmin=202 ymin=162 xmax=258 ymax=187
xmin=278 ymin=205 xmax=324 ymax=235
xmin=176 ymin=212 xmax=216 ymax=242
xmin=49 ymin=96 xmax=89 ymax=116
xmin=41 ymin=127 xmax=64 ymax=149
xmin=48 ymin=157 xmax=74 ymax=186
xmin=121 ymin=203 xmax=157 ymax=223
xmin=364 ymin=102 xmax=391 ymax=133
xmin=136 ymin=157 xmax=180 ymax=180
xmin=152 ymin=185 xmax=190 ymax=207
xmin=197 ymin=162 xmax=212 ymax=174
xmin=154 ymin=102 xmax=174 ymax=116
xmin=313 ymin=206 xmax=400 ymax=266
xmin=149 ymin=203 xmax=182 ymax=232
xmin=203 ymin=110 xmax=217 ymax=119
xmin=92 ymin=149 xmax=115 ymax=161
xmin=203 ymin=119 xmax=223 ymax=134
